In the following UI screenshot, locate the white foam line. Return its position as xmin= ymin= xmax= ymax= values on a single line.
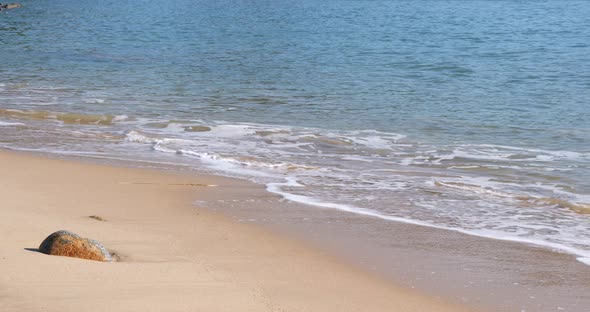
xmin=266 ymin=177 xmax=590 ymax=267
xmin=464 ymin=143 xmax=586 ymax=158
xmin=0 ymin=121 xmax=25 ymax=126
xmin=0 ymin=145 xmax=197 ymax=169
xmin=177 ymin=150 xmax=279 ymax=178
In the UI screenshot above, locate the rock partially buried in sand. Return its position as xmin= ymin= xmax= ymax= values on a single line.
xmin=38 ymin=230 xmax=113 ymax=262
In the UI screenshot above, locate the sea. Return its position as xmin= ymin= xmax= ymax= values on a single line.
xmin=1 ymin=0 xmax=590 ymax=265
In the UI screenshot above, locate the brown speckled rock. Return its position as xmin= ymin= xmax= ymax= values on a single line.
xmin=38 ymin=230 xmax=112 ymax=262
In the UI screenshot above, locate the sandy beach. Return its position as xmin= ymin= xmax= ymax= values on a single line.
xmin=0 ymin=150 xmax=469 ymax=311
xmin=3 ymin=1 xmax=590 ymax=311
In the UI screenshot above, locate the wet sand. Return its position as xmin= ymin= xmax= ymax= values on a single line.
xmin=0 ymin=150 xmax=468 ymax=312
xmin=206 ymin=189 xmax=590 ymax=311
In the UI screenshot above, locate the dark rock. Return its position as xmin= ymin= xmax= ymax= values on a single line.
xmin=38 ymin=230 xmax=113 ymax=262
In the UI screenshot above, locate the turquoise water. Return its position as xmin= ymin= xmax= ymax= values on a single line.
xmin=1 ymin=1 xmax=590 ymax=262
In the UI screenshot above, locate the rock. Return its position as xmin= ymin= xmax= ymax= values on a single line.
xmin=0 ymin=3 xmax=22 ymax=11
xmin=38 ymin=230 xmax=113 ymax=262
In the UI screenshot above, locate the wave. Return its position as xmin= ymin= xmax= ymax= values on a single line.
xmin=434 ymin=179 xmax=590 ymax=214
xmin=421 ymin=145 xmax=588 ymax=166
xmin=266 ymin=178 xmax=590 ymax=266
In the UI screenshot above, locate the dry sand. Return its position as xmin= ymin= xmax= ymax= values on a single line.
xmin=0 ymin=150 xmax=470 ymax=311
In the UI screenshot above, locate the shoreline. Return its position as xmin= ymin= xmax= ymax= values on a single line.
xmin=2 ymin=149 xmax=590 ymax=311
xmin=216 ymin=198 xmax=590 ymax=311
xmin=266 ymin=177 xmax=590 ymax=268
xmin=0 ymin=150 xmax=469 ymax=311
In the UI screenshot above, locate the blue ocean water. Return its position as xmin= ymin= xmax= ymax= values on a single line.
xmin=1 ymin=1 xmax=590 ymax=262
